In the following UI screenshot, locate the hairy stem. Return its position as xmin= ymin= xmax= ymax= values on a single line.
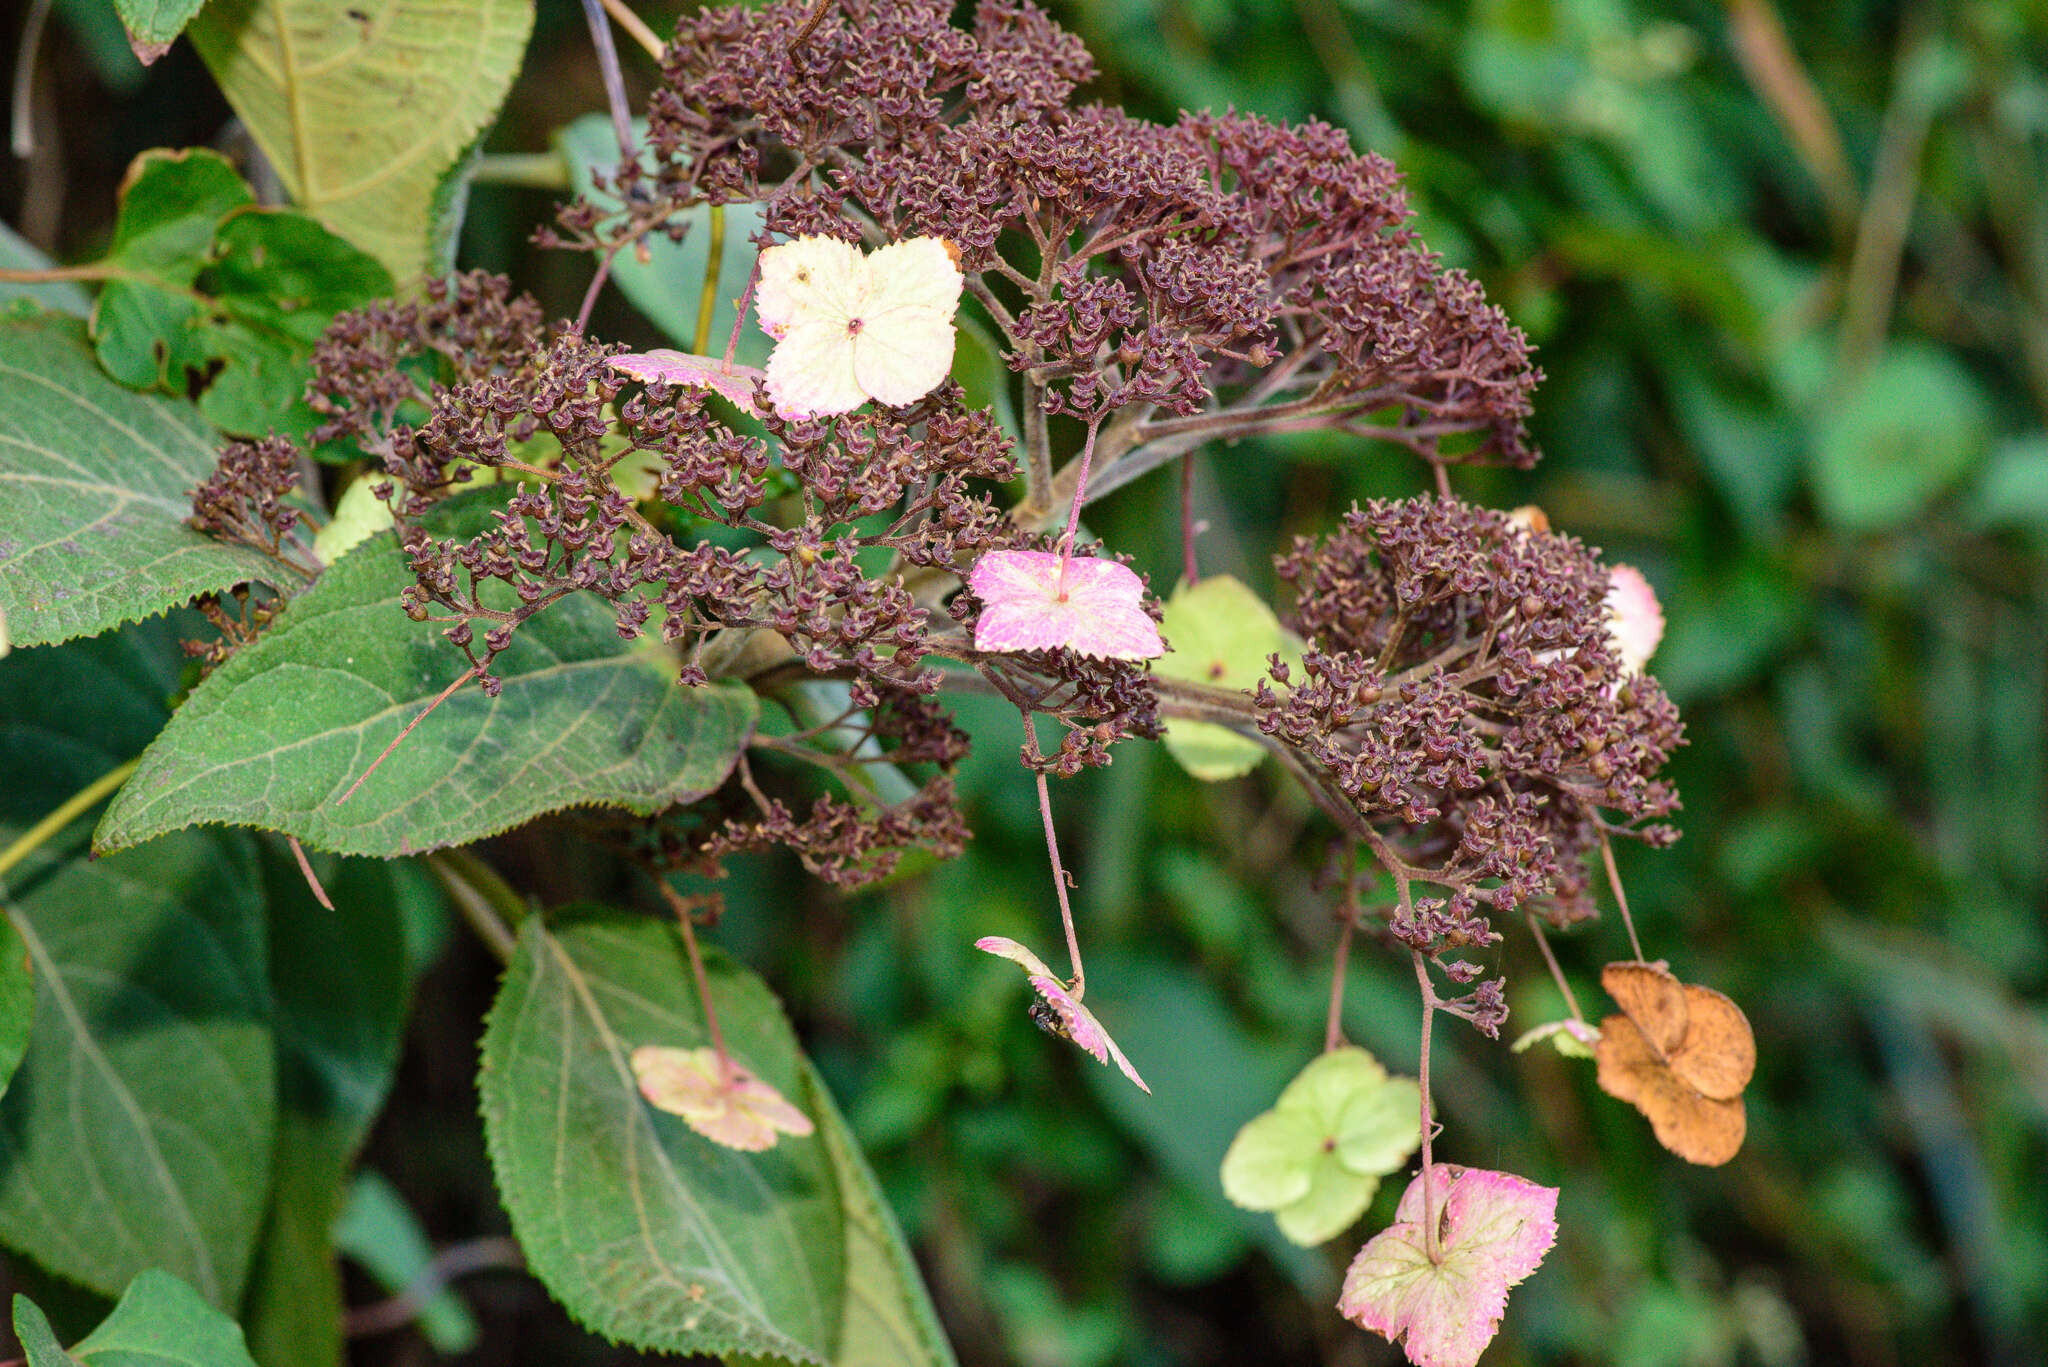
xmin=580 ymin=0 xmax=638 ymax=167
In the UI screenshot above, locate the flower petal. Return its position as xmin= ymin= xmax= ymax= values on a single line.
xmin=1220 ymin=1108 xmax=1323 ymax=1211
xmin=756 ymin=235 xmax=868 ymax=339
xmin=765 ymin=317 xmax=866 ymax=418
xmin=608 ymin=349 xmax=764 ymax=411
xmin=864 ymin=236 xmax=963 ymax=316
xmin=973 ymin=934 xmax=1059 ymax=980
xmin=851 ymin=304 xmax=957 ymax=406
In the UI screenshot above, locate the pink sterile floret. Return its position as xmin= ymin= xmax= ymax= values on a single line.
xmin=968 ymin=550 xmax=1165 ymax=661
xmin=1604 ymin=564 xmax=1664 ymax=676
xmin=608 ymin=350 xmax=764 ymax=413
xmin=1337 ymin=1164 xmax=1560 ymax=1367
xmin=629 ymin=1044 xmax=815 ymax=1153
xmin=974 ymin=936 xmax=1150 ymax=1093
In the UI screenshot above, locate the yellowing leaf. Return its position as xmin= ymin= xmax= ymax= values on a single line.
xmin=189 ymin=0 xmax=536 ymax=282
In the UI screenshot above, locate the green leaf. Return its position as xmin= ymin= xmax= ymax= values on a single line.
xmin=240 ymin=850 xmax=415 ymax=1367
xmin=0 ymin=618 xmax=276 ymax=1306
xmin=1218 ymin=1047 xmax=1421 ymax=1248
xmin=13 ymin=1293 xmax=77 ymax=1367
xmin=1809 ymin=343 xmax=1992 ymax=532
xmin=0 ymin=312 xmax=282 ymax=648
xmin=113 ymin=0 xmax=212 ymax=63
xmin=0 ymin=825 xmax=276 ymax=1305
xmin=801 ymin=1063 xmax=958 ymax=1367
xmin=19 ymin=1269 xmax=261 ymax=1367
xmin=90 ymin=150 xmax=393 ymax=438
xmin=96 ymin=491 xmax=758 ymax=858
xmin=190 ymin=0 xmax=536 ymax=283
xmin=479 ymin=911 xmax=846 ymax=1360
xmin=1153 ymin=575 xmax=1296 ymax=781
xmin=555 ymin=116 xmax=770 ymax=364
xmin=0 ymin=911 xmax=33 ymax=1104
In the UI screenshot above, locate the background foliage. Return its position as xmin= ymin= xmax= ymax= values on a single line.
xmin=4 ymin=0 xmax=2047 ymax=1364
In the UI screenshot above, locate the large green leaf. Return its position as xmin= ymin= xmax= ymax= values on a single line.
xmin=0 ymin=618 xmax=276 ymax=1305
xmin=189 ymin=0 xmax=535 ymax=282
xmin=16 ymin=1268 xmax=261 ymax=1367
xmin=799 ymin=1064 xmax=958 ymax=1367
xmin=0 ymin=824 xmax=275 ymax=1306
xmin=0 ymin=313 xmax=282 ymax=648
xmin=480 ymin=912 xmax=846 ymax=1360
xmin=240 ymin=850 xmax=416 ymax=1367
xmin=90 ymin=150 xmax=393 ymax=438
xmin=96 ymin=494 xmax=758 ymax=858
xmin=0 ymin=912 xmax=31 ymax=1107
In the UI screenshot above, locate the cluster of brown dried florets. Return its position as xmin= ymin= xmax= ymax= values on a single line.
xmin=556 ymin=0 xmax=1539 ymax=493
xmin=1260 ymin=496 xmax=1684 ymax=985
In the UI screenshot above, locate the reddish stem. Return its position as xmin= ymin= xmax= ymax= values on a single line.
xmin=287 ymin=835 xmax=334 ymax=911
xmin=1597 ymin=824 xmax=1646 ymax=962
xmin=657 ymin=878 xmax=734 ymax=1082
xmin=1413 ymin=950 xmax=1443 ymax=1264
xmin=1056 ymin=416 xmax=1104 ymax=574
xmin=1324 ymin=847 xmax=1360 ymax=1052
xmin=336 ymin=665 xmax=480 ymax=806
xmin=1526 ymin=910 xmax=1585 ymax=1022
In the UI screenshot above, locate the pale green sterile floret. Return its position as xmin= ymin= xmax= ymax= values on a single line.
xmin=1153 ymin=575 xmax=1305 ymax=782
xmin=311 ymin=475 xmax=397 ymax=566
xmin=1219 ymin=1046 xmax=1424 ymax=1246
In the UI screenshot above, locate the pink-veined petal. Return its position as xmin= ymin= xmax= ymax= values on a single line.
xmin=851 ymin=304 xmax=957 ymax=406
xmin=608 ymin=349 xmax=764 ymax=412
xmin=765 ymin=317 xmax=866 ymax=418
xmin=864 ymin=236 xmax=963 ymax=315
xmin=974 ymin=935 xmax=1059 ymax=980
xmin=967 ymin=550 xmax=1164 ymax=660
xmin=977 ymin=936 xmax=1151 ymax=1093
xmin=756 ymin=235 xmax=868 ymax=339
xmin=629 ymin=1044 xmax=815 ymax=1153
xmin=1338 ymin=1165 xmax=1559 ymax=1367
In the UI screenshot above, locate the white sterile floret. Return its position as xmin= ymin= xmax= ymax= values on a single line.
xmin=755 ymin=234 xmax=963 ymax=418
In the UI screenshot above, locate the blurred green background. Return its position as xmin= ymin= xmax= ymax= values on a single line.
xmin=8 ymin=0 xmax=2048 ymax=1363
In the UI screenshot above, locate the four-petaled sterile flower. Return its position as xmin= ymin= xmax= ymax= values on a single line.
xmin=756 ymin=235 xmax=963 ymax=418
xmin=975 ymin=936 xmax=1149 ymax=1092
xmin=968 ymin=550 xmax=1165 ymax=660
xmin=629 ymin=1044 xmax=815 ymax=1152
xmin=1593 ymin=960 xmax=1755 ymax=1166
xmin=1220 ymin=1047 xmax=1422 ymax=1245
xmin=1338 ymin=1164 xmax=1560 ymax=1367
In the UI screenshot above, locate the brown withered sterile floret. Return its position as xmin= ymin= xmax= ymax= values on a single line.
xmin=1260 ymin=496 xmax=1684 ymax=966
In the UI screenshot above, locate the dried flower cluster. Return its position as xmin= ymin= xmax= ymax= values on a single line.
xmin=559 ymin=0 xmax=1538 ymax=497
xmin=1259 ymin=496 xmax=1684 ymax=1011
